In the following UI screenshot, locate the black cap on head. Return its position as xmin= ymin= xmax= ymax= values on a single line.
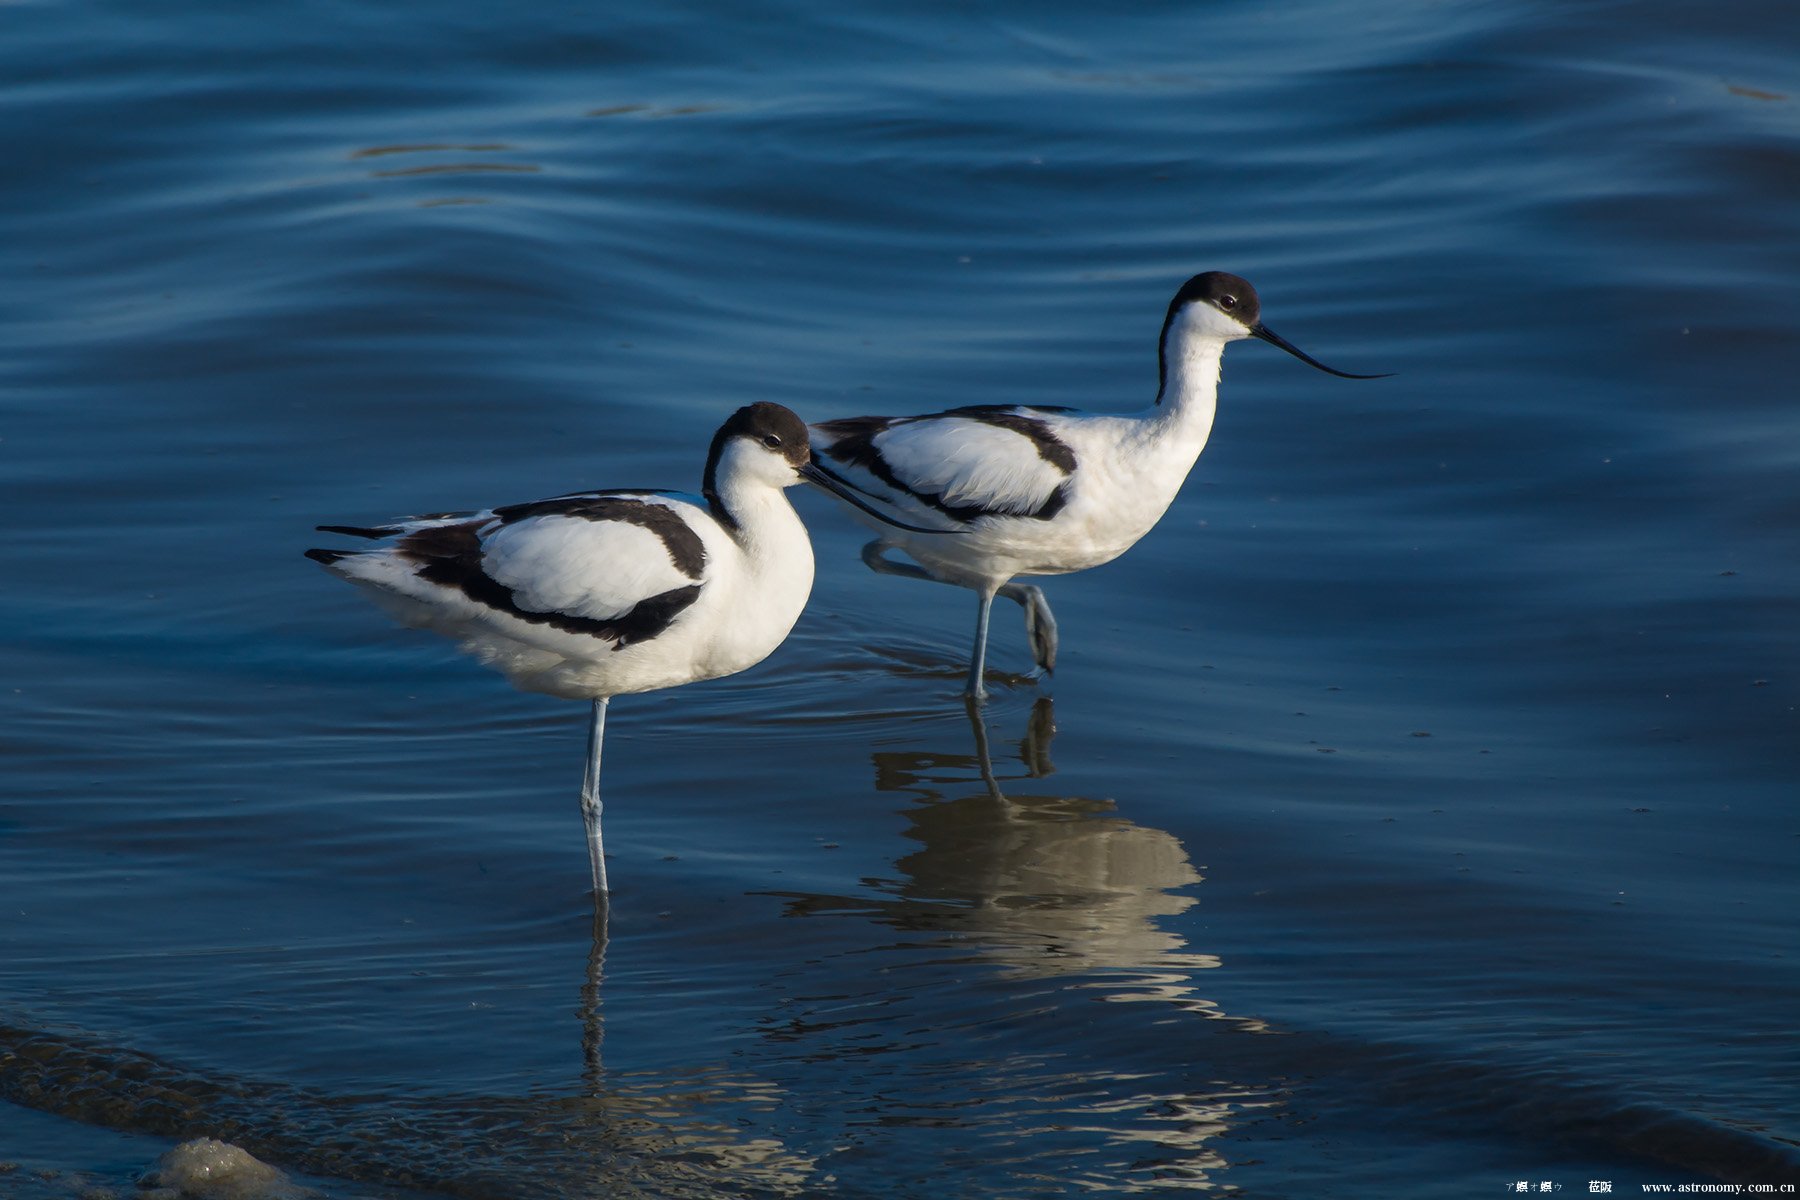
xmin=1156 ymin=270 xmax=1389 ymax=395
xmin=708 ymin=402 xmax=811 ymax=473
xmin=1157 ymin=271 xmax=1261 ymax=400
xmin=1167 ymin=271 xmax=1261 ymax=328
xmin=702 ymin=402 xmax=813 ymax=519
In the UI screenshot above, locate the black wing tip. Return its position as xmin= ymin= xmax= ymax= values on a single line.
xmin=305 ymin=547 xmax=354 ymax=566
xmin=316 ymin=523 xmax=394 ymax=539
xmin=800 ymin=463 xmax=964 ymax=536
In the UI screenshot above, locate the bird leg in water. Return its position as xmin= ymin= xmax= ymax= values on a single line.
xmin=581 ymin=697 xmax=610 ymax=895
xmin=998 ymin=581 xmax=1057 ymax=675
xmin=859 ymin=539 xmax=936 ymax=583
xmin=967 ymin=586 xmax=998 ymax=701
xmin=862 ymin=540 xmax=1055 ymax=688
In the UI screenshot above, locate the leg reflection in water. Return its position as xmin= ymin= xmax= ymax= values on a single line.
xmin=579 ymin=901 xmax=608 ymax=1095
xmin=787 ymin=696 xmax=1225 ymax=982
xmin=761 ymin=696 xmax=1268 ymax=1192
xmin=965 ymin=694 xmax=1056 ymax=800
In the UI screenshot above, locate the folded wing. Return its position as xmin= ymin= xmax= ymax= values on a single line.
xmin=308 ymin=492 xmax=709 ymax=648
xmin=812 ymin=406 xmax=1075 ymax=524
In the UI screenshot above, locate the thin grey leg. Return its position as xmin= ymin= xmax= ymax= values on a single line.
xmin=860 ymin=539 xmax=937 ymax=582
xmin=580 ymin=697 xmax=610 ymax=895
xmin=865 ymin=541 xmax=1037 ymax=692
xmin=966 ymin=587 xmax=998 ymax=701
xmin=998 ymin=581 xmax=1058 ymax=675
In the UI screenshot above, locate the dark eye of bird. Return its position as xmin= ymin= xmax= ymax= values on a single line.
xmin=762 ymin=433 xmax=783 ymax=448
xmin=1219 ymin=294 xmax=1237 ymax=309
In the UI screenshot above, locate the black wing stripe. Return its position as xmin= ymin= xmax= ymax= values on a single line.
xmin=490 ymin=494 xmax=706 ymax=580
xmin=316 ymin=523 xmax=397 ymax=540
xmin=427 ymin=557 xmax=699 ymax=647
xmin=814 ymin=416 xmax=929 ymax=511
xmin=817 ymin=409 xmax=1073 ymax=523
xmin=389 ymin=518 xmax=701 ymax=648
xmin=936 ymin=406 xmax=1079 ymax=474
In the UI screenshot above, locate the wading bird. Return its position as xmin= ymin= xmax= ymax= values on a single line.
xmin=307 ymin=401 xmax=932 ymax=894
xmin=809 ymin=271 xmax=1386 ymax=699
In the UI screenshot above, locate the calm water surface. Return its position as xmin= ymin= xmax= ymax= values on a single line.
xmin=2 ymin=0 xmax=1797 ymax=1195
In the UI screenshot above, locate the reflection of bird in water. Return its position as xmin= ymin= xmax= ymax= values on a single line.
xmin=803 ymin=698 xmax=1222 ymax=982
xmin=770 ymin=699 xmax=1265 ymax=1190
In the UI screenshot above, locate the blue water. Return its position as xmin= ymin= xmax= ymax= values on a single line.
xmin=3 ymin=0 xmax=1797 ymax=1195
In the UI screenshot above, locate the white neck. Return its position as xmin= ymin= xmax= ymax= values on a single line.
xmin=712 ymin=476 xmax=815 ymax=660
xmin=707 ymin=443 xmax=815 ymax=583
xmin=714 ymin=477 xmax=807 ymax=555
xmin=706 ymin=443 xmax=798 ymax=544
xmin=1146 ymin=330 xmax=1225 ymax=445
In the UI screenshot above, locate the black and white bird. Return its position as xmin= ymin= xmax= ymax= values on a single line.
xmin=306 ymin=402 xmax=928 ymax=895
xmin=809 ymin=271 xmax=1386 ymax=699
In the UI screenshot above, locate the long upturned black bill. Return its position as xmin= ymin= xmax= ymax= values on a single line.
xmin=1252 ymin=322 xmax=1391 ymax=379
xmin=799 ymin=461 xmax=956 ymax=535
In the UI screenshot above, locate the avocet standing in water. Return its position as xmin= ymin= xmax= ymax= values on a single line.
xmin=809 ymin=271 xmax=1387 ymax=699
xmin=307 ymin=402 xmax=932 ymax=895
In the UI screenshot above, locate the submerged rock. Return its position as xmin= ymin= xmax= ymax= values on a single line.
xmin=138 ymin=1140 xmax=313 ymax=1200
